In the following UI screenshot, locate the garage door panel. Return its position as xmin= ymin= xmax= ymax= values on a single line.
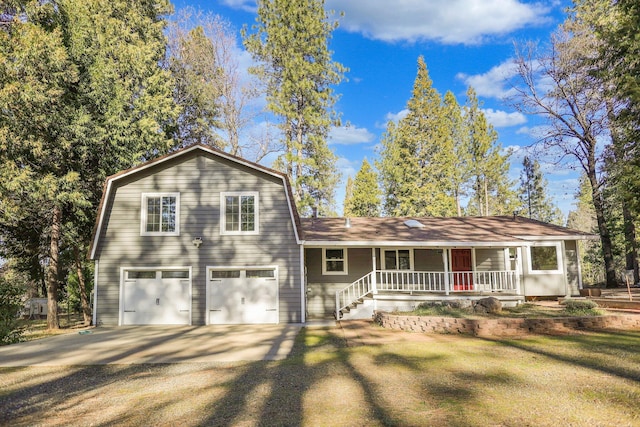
xmin=207 ymin=268 xmax=278 ymax=325
xmin=122 ymin=270 xmax=191 ymax=325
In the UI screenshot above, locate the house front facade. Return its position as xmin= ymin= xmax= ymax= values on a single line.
xmin=89 ymin=144 xmax=304 ymax=326
xmin=90 ymin=145 xmax=595 ymax=325
xmin=303 ymin=216 xmax=593 ymax=320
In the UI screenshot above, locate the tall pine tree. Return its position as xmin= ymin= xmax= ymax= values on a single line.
xmin=0 ymin=0 xmax=178 ymax=328
xmin=243 ymin=0 xmax=345 ymax=216
xmin=518 ymin=156 xmax=563 ymax=224
xmin=343 ymin=159 xmax=380 ymax=217
xmin=378 ymin=56 xmax=456 ymax=217
xmin=464 ymin=87 xmax=518 ymax=216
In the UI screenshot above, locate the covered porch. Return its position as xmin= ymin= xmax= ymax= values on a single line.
xmin=335 ymin=268 xmax=522 ymax=319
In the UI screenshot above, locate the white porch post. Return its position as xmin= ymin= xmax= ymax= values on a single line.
xmin=515 ymin=247 xmax=523 ymax=295
xmin=442 ymin=249 xmax=450 ymax=295
xmin=371 ymin=248 xmax=378 ymax=294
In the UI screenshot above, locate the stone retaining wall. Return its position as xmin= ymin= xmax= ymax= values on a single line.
xmin=374 ymin=311 xmax=640 ymax=337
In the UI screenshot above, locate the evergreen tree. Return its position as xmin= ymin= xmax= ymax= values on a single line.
xmin=444 ymin=90 xmax=471 ymax=216
xmin=518 ymin=156 xmax=563 ymax=224
xmin=343 ymin=159 xmax=380 ymax=217
xmin=168 ymin=24 xmax=223 ymax=147
xmin=464 ymin=87 xmax=518 ymax=216
xmin=377 ymin=56 xmax=456 ymax=217
xmin=343 ymin=176 xmax=354 ymax=217
xmin=243 ymin=0 xmax=345 ymax=216
xmin=0 ymin=0 xmax=178 ymax=328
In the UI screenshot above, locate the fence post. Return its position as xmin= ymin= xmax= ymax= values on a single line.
xmin=335 ymin=291 xmax=340 ymax=320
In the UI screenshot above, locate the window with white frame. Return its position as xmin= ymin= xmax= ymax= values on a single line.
xmin=322 ymin=248 xmax=348 ymax=275
xmin=528 ymin=243 xmax=562 ymax=273
xmin=383 ymin=249 xmax=412 ymax=270
xmin=221 ymin=192 xmax=259 ymax=235
xmin=141 ymin=193 xmax=180 ymax=236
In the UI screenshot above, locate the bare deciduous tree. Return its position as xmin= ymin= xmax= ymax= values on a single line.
xmin=167 ymin=7 xmax=280 ymax=161
xmin=509 ymin=24 xmax=618 ymax=286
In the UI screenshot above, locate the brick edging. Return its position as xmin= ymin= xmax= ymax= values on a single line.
xmin=373 ymin=311 xmax=640 ymax=337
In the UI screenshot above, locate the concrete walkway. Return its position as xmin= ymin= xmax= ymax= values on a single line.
xmin=0 ymin=324 xmax=302 ymax=367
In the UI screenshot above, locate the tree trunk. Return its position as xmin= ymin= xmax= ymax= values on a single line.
xmin=622 ymin=201 xmax=639 ymax=284
xmin=46 ymin=205 xmax=62 ymax=330
xmin=483 ymin=177 xmax=489 ymax=216
xmin=588 ymin=175 xmax=617 ymax=287
xmin=74 ymin=247 xmax=92 ymax=326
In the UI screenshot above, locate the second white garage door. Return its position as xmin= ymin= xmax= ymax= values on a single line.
xmin=207 ymin=267 xmax=278 ymax=324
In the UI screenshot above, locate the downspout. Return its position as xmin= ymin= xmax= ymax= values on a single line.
xmin=92 ymin=260 xmax=98 ymax=326
xmin=576 ymin=241 xmax=583 ymax=291
xmin=300 ymin=244 xmax=306 ymax=324
xmin=561 ymin=240 xmax=570 ymax=298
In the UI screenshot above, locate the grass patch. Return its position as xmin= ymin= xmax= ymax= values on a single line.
xmin=2 ymin=327 xmax=640 ymax=426
xmin=15 ymin=314 xmax=89 ymax=343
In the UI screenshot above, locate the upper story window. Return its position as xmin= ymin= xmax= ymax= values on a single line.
xmin=140 ymin=193 xmax=180 ymax=236
xmin=322 ymin=248 xmax=348 ymax=275
xmin=220 ymin=192 xmax=259 ymax=235
xmin=528 ymin=243 xmax=562 ymax=274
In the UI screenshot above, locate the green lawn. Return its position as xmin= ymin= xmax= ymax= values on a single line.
xmin=1 ymin=325 xmax=639 ymax=426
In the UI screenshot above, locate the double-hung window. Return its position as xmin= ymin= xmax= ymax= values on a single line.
xmin=221 ymin=192 xmax=259 ymax=235
xmin=322 ymin=248 xmax=348 ymax=275
xmin=141 ymin=193 xmax=180 ymax=236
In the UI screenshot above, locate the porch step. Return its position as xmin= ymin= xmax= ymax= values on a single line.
xmin=339 ymin=297 xmax=375 ymax=320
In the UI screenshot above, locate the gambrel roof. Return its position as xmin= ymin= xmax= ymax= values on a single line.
xmin=89 ymin=144 xmax=302 ymax=259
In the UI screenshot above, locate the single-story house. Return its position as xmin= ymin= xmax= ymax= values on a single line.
xmin=89 ymin=144 xmax=595 ymax=325
xmin=302 ymin=216 xmax=594 ymax=319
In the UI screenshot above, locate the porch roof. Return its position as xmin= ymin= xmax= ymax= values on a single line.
xmin=300 ymin=215 xmax=595 ymax=246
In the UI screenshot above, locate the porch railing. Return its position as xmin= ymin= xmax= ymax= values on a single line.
xmin=335 ymin=269 xmax=520 ymax=318
xmin=376 ymin=270 xmax=520 ymax=294
xmin=335 ymin=271 xmax=375 ymax=319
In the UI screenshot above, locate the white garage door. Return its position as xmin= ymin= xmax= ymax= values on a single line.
xmin=122 ymin=269 xmax=191 ymax=325
xmin=207 ymin=267 xmax=278 ymax=324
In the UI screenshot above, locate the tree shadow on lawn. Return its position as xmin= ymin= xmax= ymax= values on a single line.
xmin=198 ymin=326 xmax=401 ymax=426
xmin=483 ymin=330 xmax=640 ymax=383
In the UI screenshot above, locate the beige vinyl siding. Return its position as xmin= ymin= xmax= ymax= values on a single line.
xmin=306 ymin=247 xmax=372 ymax=319
xmin=94 ymin=151 xmax=302 ymax=325
xmin=475 ymin=248 xmax=505 ymax=271
xmin=414 ymin=249 xmax=444 ymax=271
xmin=564 ymin=240 xmax=580 ymax=296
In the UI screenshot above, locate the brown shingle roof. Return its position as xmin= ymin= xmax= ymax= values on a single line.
xmin=301 ymin=216 xmax=595 ymax=245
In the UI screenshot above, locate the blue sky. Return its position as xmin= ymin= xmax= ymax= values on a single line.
xmin=172 ymin=0 xmax=577 ymax=217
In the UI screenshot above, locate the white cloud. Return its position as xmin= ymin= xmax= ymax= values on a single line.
xmin=457 ymin=60 xmax=519 ymax=99
xmin=220 ymin=0 xmax=256 ymax=13
xmin=327 ymin=0 xmax=551 ymax=45
xmin=329 ymin=125 xmax=375 ymax=145
xmin=385 ymin=109 xmax=409 ymax=123
xmin=483 ymin=109 xmax=527 ymax=128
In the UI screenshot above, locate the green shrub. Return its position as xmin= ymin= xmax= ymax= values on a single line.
xmin=562 ymin=299 xmax=603 ymax=316
xmin=413 ymin=302 xmax=472 ymax=318
xmin=0 ymin=275 xmax=26 ymax=345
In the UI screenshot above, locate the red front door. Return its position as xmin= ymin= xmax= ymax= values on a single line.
xmin=451 ymin=249 xmax=473 ymax=291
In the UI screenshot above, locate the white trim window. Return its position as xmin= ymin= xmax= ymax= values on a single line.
xmin=528 ymin=243 xmax=563 ymax=274
xmin=221 ymin=192 xmax=259 ymax=235
xmin=383 ymin=249 xmax=413 ymax=270
xmin=141 ymin=193 xmax=180 ymax=236
xmin=322 ymin=248 xmax=348 ymax=275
